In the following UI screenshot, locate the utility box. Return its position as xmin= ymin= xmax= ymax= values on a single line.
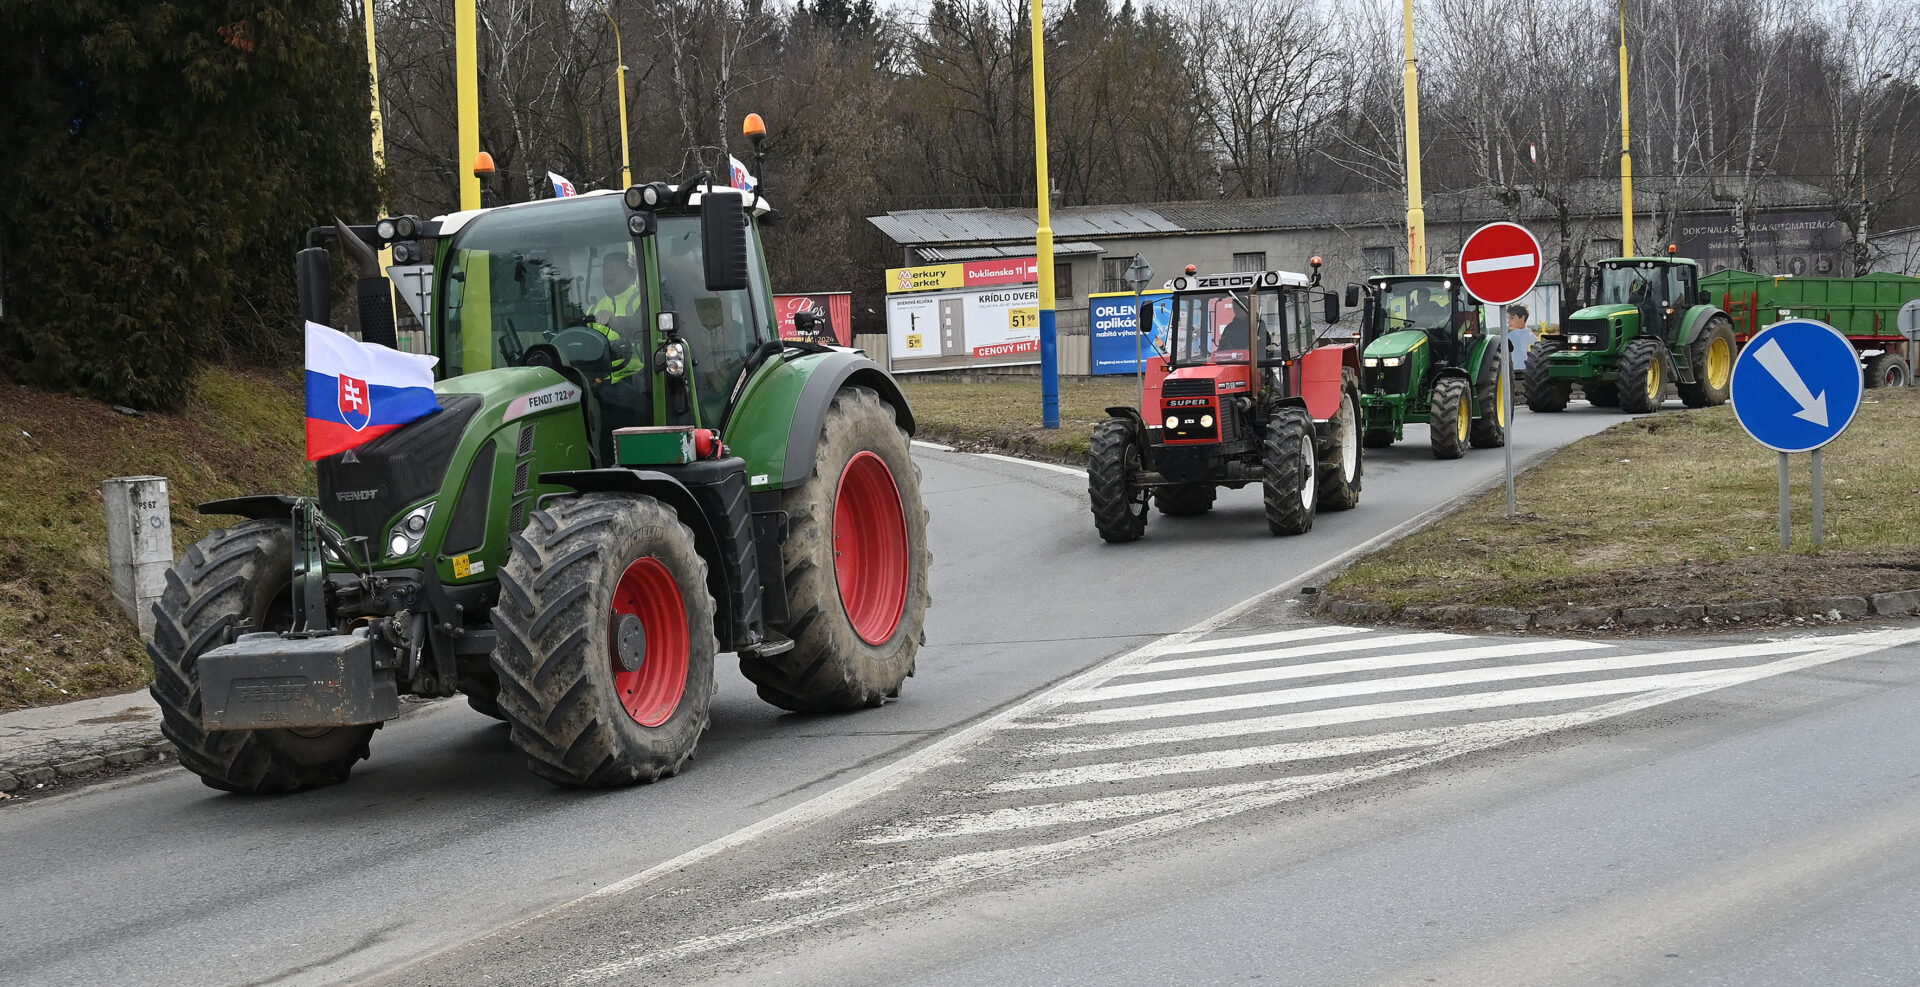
xmin=103 ymin=476 xmax=173 ymax=637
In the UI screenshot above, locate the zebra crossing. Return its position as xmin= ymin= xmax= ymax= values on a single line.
xmin=565 ymin=621 xmax=1920 ymax=983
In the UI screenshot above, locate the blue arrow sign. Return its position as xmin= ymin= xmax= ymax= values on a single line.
xmin=1729 ymin=319 xmax=1863 ymax=453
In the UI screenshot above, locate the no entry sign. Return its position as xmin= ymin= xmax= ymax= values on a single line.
xmin=1458 ymin=222 xmax=1543 ymax=306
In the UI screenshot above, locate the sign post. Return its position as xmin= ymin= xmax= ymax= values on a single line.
xmin=1123 ymin=254 xmax=1154 ymax=413
xmin=1458 ymin=221 xmax=1544 ymax=518
xmin=1731 ymin=319 xmax=1864 ymax=548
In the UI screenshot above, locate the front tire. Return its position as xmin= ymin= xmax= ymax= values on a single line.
xmin=1089 ymin=417 xmax=1149 ymax=542
xmin=491 ymin=494 xmax=717 ymax=787
xmin=746 ymin=386 xmax=931 ymax=713
xmin=1429 ymin=376 xmax=1470 ymax=460
xmin=1263 ymin=406 xmax=1318 ymax=535
xmin=1618 ymin=337 xmax=1668 ymax=413
xmin=147 ymin=519 xmax=377 ymax=793
xmin=1316 ymin=381 xmax=1363 ymax=511
xmin=1525 ymin=339 xmax=1570 ymax=412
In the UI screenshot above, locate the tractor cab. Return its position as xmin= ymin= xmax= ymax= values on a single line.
xmin=1579 ymin=255 xmax=1701 ymax=344
xmin=1345 ymin=274 xmax=1509 ymax=459
xmin=1358 ymin=275 xmax=1483 ymax=370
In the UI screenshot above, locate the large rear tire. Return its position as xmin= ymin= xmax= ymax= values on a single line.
xmin=1678 ymin=317 xmax=1736 ymax=407
xmin=746 ymin=386 xmax=931 ymax=713
xmin=147 ymin=519 xmax=378 ymax=793
xmin=1618 ymin=337 xmax=1668 ymax=414
xmin=492 ymin=494 xmax=717 ymax=787
xmin=1429 ymin=376 xmax=1470 ymax=460
xmin=1866 ymin=352 xmax=1911 ymax=388
xmin=1154 ymin=483 xmax=1216 ymax=516
xmin=1262 ymin=407 xmax=1318 ymax=535
xmin=1089 ymin=417 xmax=1149 ymax=542
xmin=1525 ymin=339 xmax=1570 ymax=412
xmin=1316 ymin=381 xmax=1363 ymax=511
xmin=1469 ymin=348 xmax=1508 ymax=449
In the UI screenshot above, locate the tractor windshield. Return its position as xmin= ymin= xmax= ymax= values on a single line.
xmin=440 ymin=195 xmax=643 ymax=381
xmin=1596 ymin=263 xmax=1658 ymax=306
xmin=1378 ymin=279 xmax=1455 ymax=334
xmin=654 ymin=214 xmax=772 ymax=428
xmin=1170 ymin=289 xmax=1281 ymax=365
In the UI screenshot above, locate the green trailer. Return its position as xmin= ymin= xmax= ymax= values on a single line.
xmin=1704 ymin=269 xmax=1920 ymax=387
xmin=1347 ymin=275 xmax=1507 ymax=459
xmin=1525 ymin=253 xmax=1737 ymax=415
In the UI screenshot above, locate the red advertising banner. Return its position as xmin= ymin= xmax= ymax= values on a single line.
xmin=773 ymin=293 xmax=853 ymax=346
xmin=961 ymin=258 xmax=1040 ymax=288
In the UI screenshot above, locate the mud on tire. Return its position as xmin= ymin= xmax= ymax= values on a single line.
xmin=491 ymin=494 xmax=717 ymax=787
xmin=744 ymin=386 xmax=931 ymax=713
xmin=147 ymin=519 xmax=377 ymax=794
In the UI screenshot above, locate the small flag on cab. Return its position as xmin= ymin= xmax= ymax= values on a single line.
xmin=304 ymin=321 xmax=441 ymax=461
xmin=728 ymin=156 xmax=756 ymax=192
xmin=548 ymin=171 xmax=576 ymax=198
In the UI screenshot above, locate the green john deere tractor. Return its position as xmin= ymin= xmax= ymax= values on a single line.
xmin=1524 ymin=252 xmax=1736 ymax=414
xmin=1347 ymin=275 xmax=1508 ymax=459
xmin=146 ymin=173 xmax=931 ymax=793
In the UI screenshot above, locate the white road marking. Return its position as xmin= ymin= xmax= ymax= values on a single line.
xmin=859 ymin=778 xmax=1286 ymax=845
xmin=1040 ymin=638 xmax=1829 ymax=727
xmin=564 ymin=628 xmax=1920 ymax=983
xmin=1464 ymin=252 xmax=1537 ymax=274
xmin=1143 ymin=624 xmax=1375 ymax=658
xmin=974 ymin=451 xmax=1087 ymax=476
xmin=986 ymin=717 xmax=1561 ymax=793
xmin=1113 ymin=631 xmax=1464 ymax=677
xmin=910 ymin=439 xmax=957 ymax=452
xmin=1090 ymin=638 xmax=1608 ymax=698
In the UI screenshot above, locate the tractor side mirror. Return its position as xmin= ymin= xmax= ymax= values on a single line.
xmin=1698 ymin=290 xmax=1713 ymax=306
xmin=1138 ymin=302 xmax=1155 ymax=332
xmin=793 ymin=308 xmax=822 ymax=340
xmin=1344 ymin=284 xmax=1361 ymax=308
xmin=700 ymin=189 xmax=750 ymax=292
xmin=295 ymin=247 xmax=331 ymax=328
xmin=1323 ymin=292 xmax=1341 ymax=325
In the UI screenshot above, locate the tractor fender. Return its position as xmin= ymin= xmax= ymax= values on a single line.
xmin=1675 ymin=305 xmax=1728 ymax=348
xmin=1103 ymin=405 xmax=1156 ymax=470
xmin=1299 ymin=344 xmax=1358 ymax=421
xmin=198 ymin=494 xmax=299 ymax=520
xmin=726 ymin=349 xmax=915 ymax=491
xmin=537 ymin=467 xmax=735 ymax=643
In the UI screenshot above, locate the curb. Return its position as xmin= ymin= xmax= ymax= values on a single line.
xmin=1314 ymin=588 xmax=1920 ymax=636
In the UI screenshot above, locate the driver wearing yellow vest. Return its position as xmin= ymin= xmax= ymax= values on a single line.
xmin=591 ymin=252 xmax=643 ymax=384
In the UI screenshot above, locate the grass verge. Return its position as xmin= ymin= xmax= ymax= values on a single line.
xmin=897 ymin=375 xmax=1140 ymax=463
xmin=1324 ymin=388 xmax=1920 ymax=612
xmin=0 ymin=367 xmax=309 ymax=709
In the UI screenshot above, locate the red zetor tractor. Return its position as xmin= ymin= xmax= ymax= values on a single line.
xmin=1089 ymin=260 xmax=1362 ymax=541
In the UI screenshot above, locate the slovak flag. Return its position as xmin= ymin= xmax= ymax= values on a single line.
xmin=728 ymin=155 xmax=756 ymax=192
xmin=548 ymin=171 xmax=576 ymax=197
xmin=304 ymin=321 xmax=441 ymax=461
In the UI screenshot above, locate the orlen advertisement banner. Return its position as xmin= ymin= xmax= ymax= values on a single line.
xmin=773 ymin=292 xmax=852 ymax=346
xmin=1088 ymin=290 xmax=1172 ymax=375
xmin=884 ymin=258 xmax=1042 ymax=373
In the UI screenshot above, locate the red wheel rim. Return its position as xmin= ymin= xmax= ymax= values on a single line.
xmin=609 ymin=557 xmax=689 ymax=728
xmin=833 ymin=451 xmax=910 ymax=646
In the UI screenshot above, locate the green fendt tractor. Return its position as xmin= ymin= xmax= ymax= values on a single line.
xmin=1347 ymin=275 xmax=1508 ymax=459
xmin=1524 ymin=251 xmax=1736 ymax=414
xmin=146 ymin=172 xmax=932 ymax=793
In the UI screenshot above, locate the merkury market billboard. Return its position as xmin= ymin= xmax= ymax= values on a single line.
xmin=884 ymin=258 xmax=1042 ymax=373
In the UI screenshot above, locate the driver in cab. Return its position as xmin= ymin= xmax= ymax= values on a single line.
xmin=591 ymin=252 xmax=644 ymax=386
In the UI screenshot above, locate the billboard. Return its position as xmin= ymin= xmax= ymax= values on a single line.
xmin=1088 ymin=291 xmax=1172 ymax=375
xmin=884 ymin=258 xmax=1043 ymax=373
xmin=1677 ymin=209 xmax=1848 ymax=276
xmin=773 ymin=292 xmax=852 ymax=346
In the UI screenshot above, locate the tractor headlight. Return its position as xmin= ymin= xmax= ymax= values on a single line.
xmin=387 ymin=503 xmax=434 ymax=559
xmin=1569 ymin=333 xmax=1598 ymax=345
xmin=1200 ymin=414 xmax=1214 ymax=428
xmin=1381 ymin=356 xmax=1404 ymax=367
xmin=1164 ymin=415 xmax=1180 ymax=430
xmin=662 ymin=340 xmax=687 ymax=377
xmin=1364 ymin=358 xmax=1381 ymax=368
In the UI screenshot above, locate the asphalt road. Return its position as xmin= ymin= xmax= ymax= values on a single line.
xmin=0 ymin=408 xmax=1625 ymax=987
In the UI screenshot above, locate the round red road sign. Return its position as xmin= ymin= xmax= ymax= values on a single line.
xmin=1457 ymin=222 xmax=1544 ymax=306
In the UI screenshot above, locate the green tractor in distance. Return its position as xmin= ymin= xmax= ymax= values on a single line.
xmin=146 ymin=166 xmax=932 ymax=793
xmin=1346 ymin=275 xmax=1508 ymax=459
xmin=1524 ymin=250 xmax=1737 ymax=414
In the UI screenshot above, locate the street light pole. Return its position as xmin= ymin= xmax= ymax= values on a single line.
xmin=1401 ymin=0 xmax=1427 ymax=274
xmin=596 ymin=2 xmax=633 ymax=190
xmin=1030 ymin=0 xmax=1060 ymax=429
xmin=1618 ymin=0 xmax=1634 ymax=253
xmin=456 ymin=0 xmax=481 ymax=211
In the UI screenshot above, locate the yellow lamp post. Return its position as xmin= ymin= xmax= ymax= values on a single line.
xmin=456 ymin=0 xmax=481 ymax=211
xmin=596 ymin=2 xmax=633 ymax=190
xmin=1618 ymin=0 xmax=1634 ymax=252
xmin=1030 ymin=0 xmax=1059 ymax=429
xmin=1401 ymin=0 xmax=1427 ymax=274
